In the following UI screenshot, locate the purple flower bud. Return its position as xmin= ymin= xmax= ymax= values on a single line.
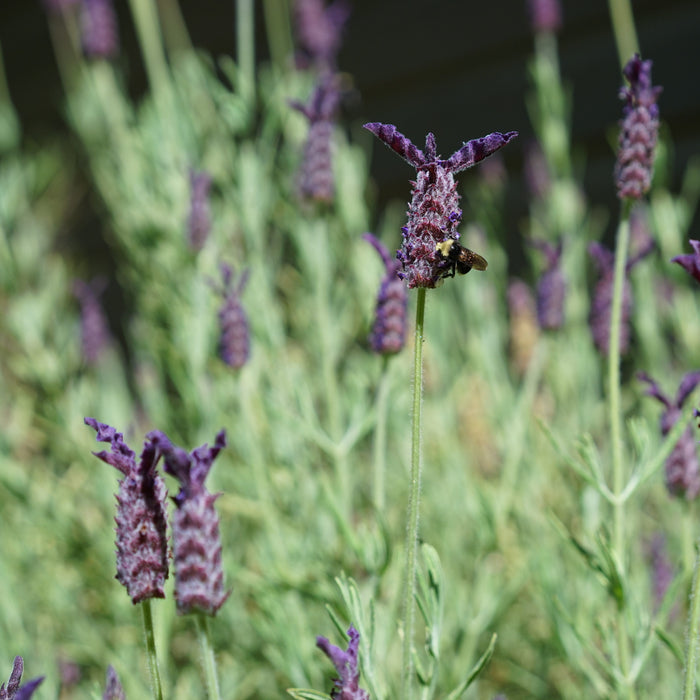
xmin=316 ymin=626 xmax=370 ymax=700
xmin=363 ymin=233 xmax=407 ymax=354
xmin=85 ymin=418 xmax=170 ymax=603
xmin=529 ymin=239 xmax=566 ymax=330
xmin=523 ymin=142 xmax=550 ymax=200
xmin=615 ymin=54 xmax=662 ymax=200
xmin=364 ymin=123 xmax=517 ymax=288
xmin=646 ymin=534 xmax=675 ymax=614
xmin=217 ymin=265 xmax=250 ymax=369
xmin=290 ymin=74 xmax=341 ymax=203
xmin=73 ymin=277 xmax=111 ymax=365
xmin=102 ymin=666 xmax=125 ymax=700
xmin=672 ymin=239 xmax=700 ymax=283
xmin=527 ymin=0 xmax=562 ymax=33
xmin=293 ymin=0 xmax=350 ymax=70
xmin=638 ymin=371 xmax=700 ymax=499
xmin=152 ymin=430 xmax=230 ymax=616
xmin=588 ymin=238 xmax=652 ymax=356
xmin=81 ymin=0 xmax=119 ymax=60
xmin=187 ymin=170 xmax=212 ymax=251
xmin=0 ymin=657 xmax=44 ymax=700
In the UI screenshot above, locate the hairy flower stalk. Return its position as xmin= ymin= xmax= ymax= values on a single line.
xmin=363 ymin=233 xmax=407 ymax=354
xmin=0 ymin=657 xmax=43 ymax=700
xmin=316 ymin=626 xmax=370 ymax=700
xmin=85 ymin=418 xmax=170 ymax=602
xmin=529 ymin=239 xmax=566 ymax=330
xmin=638 ymin=372 xmax=700 ymax=499
xmin=615 ymin=54 xmax=662 ymax=200
xmin=217 ymin=265 xmax=250 ymax=369
xmin=151 ymin=430 xmax=230 ymax=616
xmin=363 ymin=122 xmax=517 ymax=288
xmin=290 ymin=73 xmax=341 ymax=203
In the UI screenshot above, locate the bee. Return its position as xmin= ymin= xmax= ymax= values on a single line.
xmin=435 ymin=239 xmax=488 ymax=277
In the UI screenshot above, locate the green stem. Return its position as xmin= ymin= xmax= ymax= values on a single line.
xmin=140 ymin=600 xmax=164 ymax=700
xmin=607 ymin=0 xmax=640 ymax=69
xmin=683 ymin=539 xmax=700 ymax=700
xmin=401 ymin=288 xmax=426 ymax=700
xmin=262 ymin=0 xmax=293 ymax=73
xmin=127 ymin=0 xmax=171 ymax=93
xmin=609 ymin=201 xmax=634 ymax=698
xmin=236 ymin=0 xmax=255 ymax=105
xmin=195 ymin=614 xmax=222 ymax=700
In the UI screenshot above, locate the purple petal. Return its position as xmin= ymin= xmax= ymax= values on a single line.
xmin=443 ymin=130 xmax=518 ymax=173
xmin=637 ymin=371 xmax=672 ymax=409
xmin=364 ymin=122 xmax=426 ymax=168
xmin=677 ymin=372 xmax=700 ymax=408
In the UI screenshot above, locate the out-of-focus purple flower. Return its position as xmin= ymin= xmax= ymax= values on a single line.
xmin=638 ymin=371 xmax=700 ymax=499
xmin=293 ymin=0 xmax=350 ymax=70
xmin=507 ymin=279 xmax=538 ymax=375
xmin=151 ymin=430 xmax=230 ymax=616
xmin=290 ymin=73 xmax=341 ymax=203
xmin=529 ymin=239 xmax=566 ymax=330
xmin=81 ymin=0 xmax=119 ymax=60
xmin=85 ymin=418 xmax=170 ymax=603
xmin=672 ymin=240 xmax=700 ymax=284
xmin=316 ymin=626 xmax=370 ymax=700
xmin=364 ymin=233 xmax=407 ymax=355
xmin=217 ymin=264 xmax=250 ymax=369
xmin=187 ymin=170 xmax=212 ymax=251
xmin=364 ymin=122 xmax=517 ymax=289
xmin=58 ymin=659 xmax=81 ymax=691
xmin=615 ymin=54 xmax=662 ymax=200
xmin=527 ymin=0 xmax=562 ymax=33
xmin=646 ymin=534 xmax=675 ymax=615
xmin=73 ymin=277 xmax=111 ymax=365
xmin=524 ymin=142 xmax=550 ymax=200
xmin=102 ymin=666 xmax=125 ymax=700
xmin=588 ymin=237 xmax=653 ymax=355
xmin=0 ymin=657 xmax=44 ymax=700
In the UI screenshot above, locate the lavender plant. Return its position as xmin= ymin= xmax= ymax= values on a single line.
xmin=3 ymin=0 xmax=700 ymax=697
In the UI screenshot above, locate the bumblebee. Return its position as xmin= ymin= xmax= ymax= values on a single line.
xmin=435 ymin=239 xmax=488 ymax=277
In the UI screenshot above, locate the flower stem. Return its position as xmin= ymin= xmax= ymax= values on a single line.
xmin=140 ymin=599 xmax=164 ymax=700
xmin=401 ymin=288 xmax=426 ymax=700
xmin=236 ymin=0 xmax=255 ymax=104
xmin=195 ymin=614 xmax=222 ymax=700
xmin=683 ymin=539 xmax=700 ymax=700
xmin=609 ymin=201 xmax=635 ymax=698
xmin=607 ymin=0 xmax=640 ymax=69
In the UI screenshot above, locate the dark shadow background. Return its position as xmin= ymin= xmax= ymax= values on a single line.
xmin=2 ymin=0 xmax=699 ymax=250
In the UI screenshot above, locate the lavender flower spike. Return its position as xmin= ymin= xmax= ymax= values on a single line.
xmin=672 ymin=240 xmax=700 ymax=284
xmin=638 ymin=371 xmax=700 ymax=499
xmin=0 ymin=657 xmax=44 ymax=700
xmin=217 ymin=264 xmax=251 ymax=369
xmin=529 ymin=239 xmax=566 ymax=330
xmin=364 ymin=233 xmax=407 ymax=354
xmin=85 ymin=418 xmax=170 ymax=603
xmin=152 ymin=430 xmax=230 ymax=616
xmin=316 ymin=626 xmax=370 ymax=700
xmin=102 ymin=666 xmax=126 ymax=700
xmin=615 ymin=54 xmax=662 ymax=200
xmin=81 ymin=0 xmax=119 ymax=60
xmin=364 ymin=123 xmax=517 ymax=288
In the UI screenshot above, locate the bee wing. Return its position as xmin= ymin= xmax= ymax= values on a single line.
xmin=463 ymin=248 xmax=488 ymax=271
